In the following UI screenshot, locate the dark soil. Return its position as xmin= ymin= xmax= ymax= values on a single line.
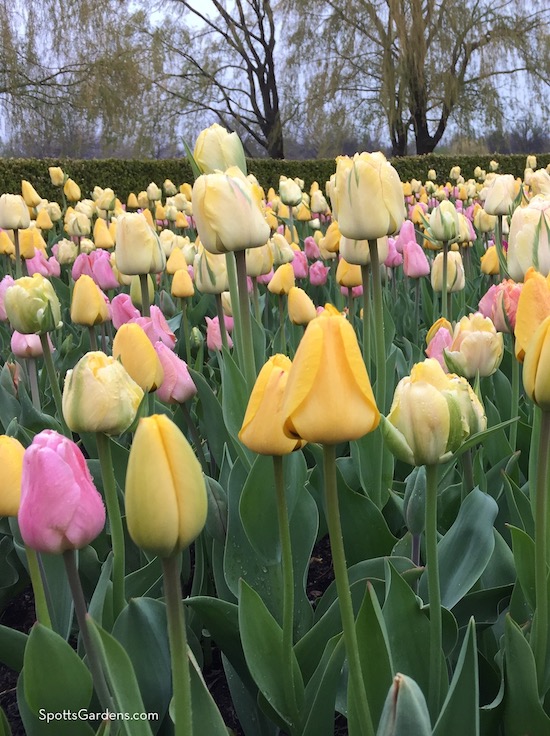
xmin=1 ymin=536 xmax=347 ymax=735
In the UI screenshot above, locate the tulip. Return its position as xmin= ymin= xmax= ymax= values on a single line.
xmin=25 ymin=250 xmax=61 ymax=278
xmin=172 ymin=268 xmax=195 ymax=298
xmin=192 ymin=168 xmax=270 ymax=254
xmin=336 ymin=258 xmax=362 ymax=288
xmin=403 ymin=241 xmax=430 ymax=278
xmin=154 ymin=342 xmax=197 ymax=404
xmin=239 ymin=354 xmax=305 ymax=454
xmin=63 ymin=351 xmax=144 ymax=435
xmin=49 ymin=167 xmax=65 ymax=186
xmin=166 ymin=247 xmax=188 ymax=274
xmin=268 ymin=263 xmax=295 ymax=295
xmin=383 ymin=358 xmax=486 ymax=466
xmin=429 ymin=200 xmax=460 ymax=243
xmin=131 ymin=306 xmax=176 ymax=349
xmin=63 ymin=178 xmax=81 ymax=202
xmin=52 ymin=238 xmax=78 ymax=265
xmin=515 ymin=268 xmax=550 ymax=361
xmin=0 ymin=435 xmax=25 ymax=516
xmin=529 ymin=169 xmax=550 ymax=197
xmin=113 ymin=323 xmax=164 ymax=392
xmin=71 ymin=275 xmax=110 ymax=326
xmin=478 ymin=279 xmax=522 ymax=333
xmin=18 ymin=430 xmax=105 ymax=553
xmin=318 ymin=221 xmax=341 ymax=255
xmin=110 ymin=293 xmax=141 ymax=328
xmin=523 ymin=315 xmax=550 ymax=410
xmin=4 ymin=274 xmax=62 ymax=335
xmin=21 ymin=180 xmax=42 ymax=208
xmin=0 ymin=275 xmax=14 ymax=321
xmin=290 ymin=249 xmax=308 ymax=279
xmin=125 ymin=414 xmax=207 ymax=557
xmin=115 ymin=212 xmax=166 ymax=275
xmin=425 ymin=325 xmax=453 ymax=370
xmin=431 ymin=251 xmax=465 ymax=292
xmin=193 ymin=123 xmax=247 ymax=175
xmin=11 ymin=330 xmax=52 ymax=359
xmin=269 ymin=232 xmax=295 ymax=266
xmin=482 ymin=174 xmax=520 ymax=217
xmin=480 ymin=245 xmax=500 ymax=275
xmin=0 ymin=194 xmax=30 ymax=230
xmin=304 ymin=236 xmax=321 ymax=260
xmin=35 ymin=208 xmax=54 ymax=230
xmin=507 ymin=195 xmax=550 ymax=281
xmin=384 ymin=238 xmax=403 ymax=268
xmin=93 ymin=217 xmax=115 ymax=249
xmin=288 ymin=286 xmax=317 ymax=325
xmin=205 ymin=315 xmax=233 ymax=351
xmin=146 ymin=182 xmax=162 ymax=202
xmin=339 ymin=235 xmax=389 ymax=266
xmin=193 ymin=246 xmax=229 ymax=294
xmin=443 ymin=313 xmax=504 ymax=378
xmin=473 ymin=206 xmax=497 ymax=233
xmin=95 ymin=188 xmax=116 ymax=213
xmin=245 ymin=243 xmax=273 ymax=277
xmin=66 ymin=211 xmax=91 ymax=237
xmin=309 ymin=261 xmax=330 ymax=286
xmin=279 ymin=176 xmax=303 ymax=207
xmin=282 ymin=305 xmax=379 ymax=443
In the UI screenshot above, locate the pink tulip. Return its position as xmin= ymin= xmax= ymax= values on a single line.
xmin=478 ymin=279 xmax=522 ymax=333
xmin=110 ymin=293 xmax=140 ymax=329
xmin=257 ymin=269 xmax=274 ymax=285
xmin=131 ymin=306 xmax=176 ymax=349
xmin=154 ymin=342 xmax=197 ymax=404
xmin=205 ymin=316 xmax=233 ymax=351
xmin=340 ymin=284 xmax=363 ymax=298
xmin=11 ymin=331 xmax=54 ymax=359
xmin=26 ymin=251 xmax=61 ymax=278
xmin=403 ymin=241 xmax=430 ymax=278
xmin=394 ymin=219 xmax=417 ymax=253
xmin=18 ymin=431 xmax=105 ymax=554
xmin=0 ymin=276 xmax=15 ymax=321
xmin=72 ymin=251 xmax=119 ymax=291
xmin=385 ymin=238 xmax=403 ymax=268
xmin=425 ymin=327 xmax=453 ymax=370
xmin=291 ymin=250 xmax=308 ymax=279
xmin=309 ymin=261 xmax=330 ymax=286
xmin=304 ymin=236 xmax=321 ymax=260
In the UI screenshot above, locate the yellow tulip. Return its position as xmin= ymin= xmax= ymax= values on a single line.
xmin=35 ymin=208 xmax=54 ymax=230
xmin=336 ymin=258 xmax=362 ymax=288
xmin=93 ymin=217 xmax=115 ymax=249
xmin=49 ymin=167 xmax=65 ymax=186
xmin=514 ymin=268 xmax=550 ymax=361
xmin=125 ymin=414 xmax=207 ymax=557
xmin=193 ymin=123 xmax=247 ymax=175
xmin=70 ymin=275 xmax=110 ymax=326
xmin=0 ymin=435 xmax=25 ymax=516
xmin=480 ymin=245 xmax=499 ymax=275
xmin=268 ymin=263 xmax=295 ymax=295
xmin=239 ymin=355 xmax=305 ymax=455
xmin=166 ymin=247 xmax=188 ymax=275
xmin=0 ymin=194 xmax=30 ymax=231
xmin=444 ymin=313 xmax=504 ymax=378
xmin=171 ymin=268 xmax=195 ymax=298
xmin=21 ymin=180 xmax=42 ymax=208
xmin=523 ymin=315 xmax=550 ymax=409
xmin=431 ymin=251 xmax=465 ymax=292
xmin=288 ymin=286 xmax=317 ymax=325
xmin=63 ymin=351 xmax=143 ymax=435
xmin=115 ymin=212 xmax=166 ymax=275
xmin=64 ymin=178 xmax=81 ymax=202
xmin=246 ymin=243 xmax=273 ymax=277
xmin=112 ymin=323 xmax=164 ymax=392
xmin=127 ymin=192 xmax=139 ymax=209
xmin=4 ymin=274 xmax=62 ymax=334
xmin=282 ymin=305 xmax=379 ymax=443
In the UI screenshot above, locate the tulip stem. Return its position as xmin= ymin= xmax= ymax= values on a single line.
xmin=39 ymin=333 xmax=71 ymax=438
xmin=25 ymin=546 xmax=52 ymax=629
xmin=162 ymin=553 xmax=193 ymax=736
xmin=368 ymin=240 xmax=386 ymax=411
xmin=139 ymin=273 xmax=151 ymax=318
xmin=181 ymin=300 xmax=192 ymax=365
xmin=180 ymin=402 xmax=209 ymax=474
xmin=273 ymin=455 xmax=297 ymax=714
xmin=441 ymin=241 xmax=449 ymax=321
xmin=27 ymin=358 xmax=41 ymax=411
xmin=425 ymin=463 xmax=442 ymax=720
xmin=252 ymin=277 xmax=261 ymax=323
xmin=13 ymin=229 xmax=22 ymax=279
xmin=532 ymin=410 xmax=550 ymax=691
xmin=215 ymin=293 xmax=229 ymax=351
xmin=323 ymin=444 xmax=375 ymax=736
xmin=234 ymin=249 xmax=256 ymax=389
xmin=495 ymin=216 xmax=508 ymax=279
xmin=63 ymin=550 xmax=115 ymax=714
xmin=95 ymin=432 xmax=126 ymax=620
xmin=360 ymin=264 xmax=371 ymax=370
xmin=510 ymin=335 xmax=519 ymax=452
xmin=88 ymin=326 xmax=98 ymax=351
xmin=225 ymin=252 xmax=245 ymax=370
xmin=278 ymin=295 xmax=286 ymax=354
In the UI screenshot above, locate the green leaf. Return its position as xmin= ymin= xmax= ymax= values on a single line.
xmin=0 ymin=707 xmax=11 ymax=736
xmin=87 ymin=554 xmax=114 ymax=632
xmin=124 ymin=556 xmax=163 ymax=601
xmin=23 ymin=623 xmax=93 ymax=714
xmin=419 ymin=488 xmax=498 ymax=609
xmin=503 ymin=615 xmax=550 ymax=734
xmin=17 ymin=673 xmax=94 ymax=736
xmin=238 ymin=580 xmax=304 ymax=731
xmin=189 ymin=656 xmax=230 ymax=735
xmin=190 ymin=368 xmax=234 ymax=468
xmin=182 ymin=139 xmax=203 ymax=180
xmin=239 ymin=453 xmax=306 ymax=564
xmin=222 ymin=656 xmax=277 ymax=736
xmin=111 ymin=599 xmax=172 ymax=733
xmin=86 ymin=617 xmax=154 ymax=736
xmin=301 ymin=635 xmax=345 ymax=736
xmin=433 ymin=618 xmax=479 ymax=736
xmin=508 ymin=525 xmax=536 ymax=611
xmin=376 ymin=673 xmax=432 ymax=736
xmin=0 ymin=623 xmax=27 ymax=672
xmin=220 ymin=347 xmax=254 ymax=467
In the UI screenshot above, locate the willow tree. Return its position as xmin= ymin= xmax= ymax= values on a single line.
xmin=149 ymin=0 xmax=287 ymax=158
xmin=283 ymin=0 xmax=550 ymax=155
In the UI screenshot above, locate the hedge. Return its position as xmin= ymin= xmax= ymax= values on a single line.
xmin=1 ymin=153 xmax=549 ymax=203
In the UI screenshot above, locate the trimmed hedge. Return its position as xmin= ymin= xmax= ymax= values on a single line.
xmin=1 ymin=153 xmax=549 ymax=202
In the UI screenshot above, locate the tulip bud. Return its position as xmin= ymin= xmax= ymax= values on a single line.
xmin=21 ymin=180 xmax=42 ymax=208
xmin=112 ymin=323 xmax=164 ymax=392
xmin=288 ymin=286 xmax=317 ymax=325
xmin=127 ymin=192 xmax=139 ymax=209
xmin=429 ymin=200 xmax=460 ymax=243
xmin=336 ymin=258 xmax=362 ymax=288
xmin=0 ymin=194 xmax=30 ymax=230
xmin=194 ymin=247 xmax=229 ymax=294
xmin=35 ymin=208 xmax=54 ymax=230
xmin=282 ymin=305 xmax=380 ymax=443
xmin=125 ymin=414 xmax=207 ymax=557
xmin=482 ymin=174 xmax=518 ymax=216
xmin=115 ymin=213 xmax=166 ymax=275
xmin=4 ymin=274 xmax=62 ymax=335
xmin=49 ymin=167 xmax=65 ymax=186
xmin=71 ymin=275 xmax=110 ymax=326
xmin=507 ymin=195 xmax=550 ymax=281
xmin=268 ymin=263 xmax=295 ymax=295
xmin=93 ymin=217 xmax=115 ymax=249
xmin=166 ymin=247 xmax=188 ymax=274
xmin=480 ymin=245 xmax=499 ymax=275
xmin=523 ymin=314 xmax=550 ymax=410
xmin=193 ymin=123 xmax=247 ymax=175
xmin=171 ymin=268 xmax=195 ymax=298
xmin=240 ymin=354 xmax=305 ymax=455
xmin=64 ymin=178 xmax=81 ymax=202
xmin=18 ymin=431 xmax=105 ymax=554
xmin=431 ymin=251 xmax=465 ymax=293
xmin=66 ymin=211 xmax=91 ymax=237
xmin=279 ymin=176 xmax=303 ymax=207
xmin=0 ymin=435 xmax=25 ymax=516
xmin=146 ymin=182 xmax=162 ymax=202
xmin=444 ymin=313 xmax=504 ymax=378
xmin=377 ymin=674 xmax=432 ymax=736
xmin=63 ymin=351 xmax=144 ymax=435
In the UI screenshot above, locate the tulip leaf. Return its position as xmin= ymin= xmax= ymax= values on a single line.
xmin=239 ymin=452 xmax=306 ymax=565
xmin=187 ymin=655 xmax=230 ymax=735
xmin=17 ymin=672 xmax=95 ymax=736
xmin=301 ymin=635 xmax=345 ymax=736
xmin=449 ymin=418 xmax=517 ymax=461
xmin=503 ymin=615 xmax=550 ymax=734
xmin=189 ymin=368 xmax=234 ymax=469
xmin=419 ymin=487 xmax=498 ymax=610
xmin=238 ymin=579 xmax=304 ymax=731
xmin=433 ymin=618 xmax=479 ymax=736
xmin=508 ymin=525 xmax=536 ymax=611
xmin=86 ymin=618 xmax=154 ymax=736
xmin=0 ymin=383 xmax=21 ymax=433
xmin=0 ymin=623 xmax=27 ymax=672
xmin=111 ymin=598 xmax=172 ymax=732
xmin=219 ymin=348 xmax=254 ymax=467
xmin=503 ymin=473 xmax=535 ymax=537
xmin=376 ymin=673 xmax=432 ymax=736
xmin=37 ymin=552 xmax=74 ymax=641
xmin=222 ymin=655 xmax=278 ymax=736
xmin=204 ymin=476 xmax=228 ymax=543
xmin=0 ymin=707 xmax=11 ymax=736
xmin=87 ymin=553 xmax=114 ymax=633
xmin=23 ymin=623 xmax=93 ymax=715
xmin=124 ymin=556 xmax=163 ymax=601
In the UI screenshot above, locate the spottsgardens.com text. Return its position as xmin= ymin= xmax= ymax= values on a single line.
xmin=38 ymin=709 xmax=159 ymax=723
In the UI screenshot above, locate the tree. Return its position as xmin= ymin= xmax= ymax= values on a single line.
xmin=148 ymin=0 xmax=287 ymax=158
xmin=282 ymin=0 xmax=550 ymax=156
